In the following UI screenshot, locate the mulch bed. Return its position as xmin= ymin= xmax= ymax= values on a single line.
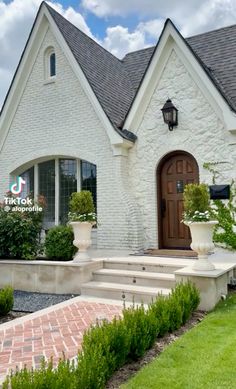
xmin=106 ymin=310 xmax=206 ymax=388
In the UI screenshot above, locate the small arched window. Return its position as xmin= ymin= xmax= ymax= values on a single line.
xmin=44 ymin=47 xmax=56 ymax=80
xmin=49 ymin=52 xmax=56 ymax=77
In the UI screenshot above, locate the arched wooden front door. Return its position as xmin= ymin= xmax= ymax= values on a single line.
xmin=158 ymin=152 xmax=199 ymax=249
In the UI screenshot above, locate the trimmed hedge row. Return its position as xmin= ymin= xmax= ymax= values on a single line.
xmin=3 ymin=281 xmax=200 ymax=389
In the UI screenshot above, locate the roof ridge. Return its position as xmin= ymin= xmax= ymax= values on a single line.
xmin=122 ymin=45 xmax=155 ymax=60
xmin=44 ymin=1 xmax=124 ymax=64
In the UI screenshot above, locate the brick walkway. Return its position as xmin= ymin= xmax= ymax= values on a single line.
xmin=0 ymin=298 xmax=123 ymax=384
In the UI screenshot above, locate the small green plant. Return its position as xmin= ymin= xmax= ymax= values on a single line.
xmin=68 ymin=191 xmax=96 ymax=222
xmin=213 ymin=196 xmax=236 ymax=249
xmin=3 ymin=356 xmax=76 ymax=389
xmin=167 ymin=293 xmax=183 ymax=332
xmin=123 ymin=305 xmax=158 ymax=360
xmin=171 ymin=281 xmax=200 ymax=325
xmin=203 ymin=162 xmax=236 ymax=250
xmin=0 ymin=286 xmax=14 ymax=316
xmin=149 ymin=296 xmax=170 ymax=337
xmin=44 ymin=225 xmax=77 ymax=260
xmin=76 ymin=344 xmax=108 ymax=389
xmin=183 ymin=183 xmax=215 ymax=222
xmin=78 ymin=317 xmax=130 ymax=385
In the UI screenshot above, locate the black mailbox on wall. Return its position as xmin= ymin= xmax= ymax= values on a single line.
xmin=209 ymin=185 xmax=230 ymax=200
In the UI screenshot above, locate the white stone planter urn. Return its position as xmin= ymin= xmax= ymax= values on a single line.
xmin=70 ymin=221 xmax=94 ymax=262
xmin=185 ymin=221 xmax=218 ymax=271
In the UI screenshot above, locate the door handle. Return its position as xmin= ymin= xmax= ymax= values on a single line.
xmin=161 ymin=199 xmax=166 ymax=217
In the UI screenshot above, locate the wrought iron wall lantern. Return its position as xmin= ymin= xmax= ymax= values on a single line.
xmin=161 ymin=99 xmax=178 ymax=131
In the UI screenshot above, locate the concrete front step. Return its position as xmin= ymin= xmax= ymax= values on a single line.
xmin=103 ymin=257 xmax=187 ymax=274
xmin=81 ymin=281 xmax=171 ymax=304
xmin=93 ymin=268 xmax=175 ymax=288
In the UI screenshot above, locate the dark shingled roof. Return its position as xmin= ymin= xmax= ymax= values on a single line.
xmin=122 ymin=47 xmax=155 ymax=93
xmin=186 ymin=25 xmax=236 ymax=111
xmin=45 ymin=4 xmax=236 ymax=136
xmin=46 ymin=3 xmax=136 ymax=139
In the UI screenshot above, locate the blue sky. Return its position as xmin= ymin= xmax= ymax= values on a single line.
xmin=1 ymin=0 xmax=236 ymax=109
xmin=58 ymin=0 xmax=157 ymax=40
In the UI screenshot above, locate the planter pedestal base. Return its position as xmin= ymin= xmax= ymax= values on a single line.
xmin=73 ymin=251 xmax=91 ymax=263
xmin=192 ymin=254 xmax=215 ymax=271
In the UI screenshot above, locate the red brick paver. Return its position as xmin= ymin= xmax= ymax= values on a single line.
xmin=0 ymin=299 xmax=123 ymax=383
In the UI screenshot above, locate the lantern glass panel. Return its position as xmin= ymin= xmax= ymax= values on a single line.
xmin=165 ymin=111 xmax=172 ymax=123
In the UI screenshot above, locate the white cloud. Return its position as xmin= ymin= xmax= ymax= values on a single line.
xmin=82 ymin=0 xmax=236 ymax=36
xmin=103 ymin=19 xmax=165 ymax=58
xmin=103 ymin=25 xmax=147 ymax=58
xmin=81 ymin=0 xmax=206 ymax=18
xmin=180 ymin=0 xmax=236 ymax=36
xmin=47 ymin=2 xmax=94 ymax=38
xmin=137 ymin=19 xmax=165 ymax=40
xmin=0 ymin=67 xmax=13 ymax=106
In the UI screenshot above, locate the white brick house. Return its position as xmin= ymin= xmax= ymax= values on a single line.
xmin=1 ymin=2 xmax=236 ymax=251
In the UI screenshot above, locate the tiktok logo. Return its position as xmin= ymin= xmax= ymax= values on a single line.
xmin=10 ymin=177 xmax=26 ymax=195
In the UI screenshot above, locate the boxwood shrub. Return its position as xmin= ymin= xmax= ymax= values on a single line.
xmin=3 ymin=281 xmax=200 ymax=389
xmin=44 ymin=225 xmax=77 ymax=261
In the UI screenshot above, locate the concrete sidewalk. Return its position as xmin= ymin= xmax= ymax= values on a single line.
xmin=0 ymin=296 xmax=123 ymax=385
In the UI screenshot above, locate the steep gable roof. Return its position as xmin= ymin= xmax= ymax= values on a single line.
xmin=122 ymin=23 xmax=236 ymax=116
xmin=46 ymin=3 xmax=136 ymax=133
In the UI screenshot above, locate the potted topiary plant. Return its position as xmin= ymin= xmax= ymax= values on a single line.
xmin=183 ymin=183 xmax=218 ymax=270
xmin=68 ymin=190 xmax=96 ymax=262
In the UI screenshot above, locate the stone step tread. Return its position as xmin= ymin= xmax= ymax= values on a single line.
xmin=93 ymin=268 xmax=175 ymax=280
xmin=103 ymin=257 xmax=190 ymax=267
xmin=82 ymin=281 xmax=171 ymax=296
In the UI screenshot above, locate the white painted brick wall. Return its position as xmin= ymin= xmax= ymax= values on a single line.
xmin=128 ymin=49 xmax=236 ymax=248
xmin=0 ymin=28 xmax=143 ymax=250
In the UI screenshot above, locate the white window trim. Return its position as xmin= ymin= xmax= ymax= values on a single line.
xmin=44 ymin=46 xmax=56 ymax=82
xmin=55 ymin=158 xmax=59 ymax=225
xmin=77 ymin=159 xmax=81 ymax=192
xmin=34 ymin=164 xmax=38 ymax=203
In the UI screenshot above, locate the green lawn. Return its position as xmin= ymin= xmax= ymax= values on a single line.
xmin=122 ymin=293 xmax=236 ymax=389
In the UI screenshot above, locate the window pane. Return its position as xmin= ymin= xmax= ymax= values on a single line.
xmin=50 ymin=53 xmax=56 ymax=77
xmin=81 ymin=161 xmax=97 ymax=209
xmin=38 ymin=160 xmax=55 ymax=225
xmin=20 ymin=167 xmax=34 ymax=199
xmin=59 ymin=159 xmax=77 ymax=224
